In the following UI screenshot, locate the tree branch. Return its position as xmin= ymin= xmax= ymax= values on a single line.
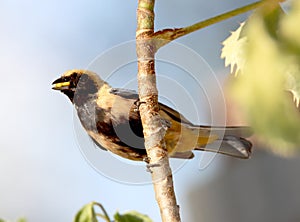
xmin=152 ymin=0 xmax=285 ymax=50
xmin=136 ymin=0 xmax=181 ymax=221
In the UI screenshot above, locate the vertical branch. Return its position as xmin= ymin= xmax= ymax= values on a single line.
xmin=136 ymin=0 xmax=181 ymax=222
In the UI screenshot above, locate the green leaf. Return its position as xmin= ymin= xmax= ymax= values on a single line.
xmin=114 ymin=211 xmax=153 ymax=222
xmin=256 ymin=0 xmax=284 ymax=38
xmin=74 ymin=202 xmax=98 ymax=222
xmin=221 ymin=1 xmax=284 ymax=77
xmin=285 ymin=60 xmax=300 ymax=107
xmin=0 ymin=219 xmax=6 ymax=222
xmin=280 ymin=0 xmax=300 ymax=50
xmin=229 ymin=3 xmax=300 ymax=154
xmin=74 ymin=202 xmax=111 ymax=222
xmin=280 ymin=0 xmax=300 ymax=106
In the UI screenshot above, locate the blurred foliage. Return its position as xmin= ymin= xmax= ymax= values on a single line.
xmin=74 ymin=202 xmax=99 ymax=222
xmin=222 ymin=0 xmax=300 ymax=155
xmin=74 ymin=202 xmax=152 ymax=222
xmin=0 ymin=218 xmax=26 ymax=222
xmin=114 ymin=211 xmax=153 ymax=222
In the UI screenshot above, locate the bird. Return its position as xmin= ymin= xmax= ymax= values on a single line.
xmin=52 ymin=69 xmax=253 ymax=161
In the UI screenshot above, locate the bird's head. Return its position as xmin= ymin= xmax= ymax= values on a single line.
xmin=52 ymin=69 xmax=105 ymax=105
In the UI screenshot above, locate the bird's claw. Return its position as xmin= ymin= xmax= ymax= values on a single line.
xmin=161 ymin=119 xmax=171 ymax=129
xmin=143 ymin=157 xmax=161 ymax=173
xmin=133 ymin=99 xmax=145 ymax=112
xmin=143 ymin=156 xmax=150 ymax=164
xmin=146 ymin=163 xmax=161 ymax=173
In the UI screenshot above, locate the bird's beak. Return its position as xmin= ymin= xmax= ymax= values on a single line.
xmin=52 ymin=78 xmax=70 ymax=90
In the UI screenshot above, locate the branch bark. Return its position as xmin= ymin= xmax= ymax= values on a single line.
xmin=136 ymin=0 xmax=181 ymax=221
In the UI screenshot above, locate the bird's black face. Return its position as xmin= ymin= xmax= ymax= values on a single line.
xmin=52 ymin=71 xmax=98 ymax=104
xmin=52 ymin=71 xmax=81 ymax=102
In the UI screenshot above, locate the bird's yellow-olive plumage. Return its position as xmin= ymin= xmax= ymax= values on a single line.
xmin=52 ymin=70 xmax=252 ymax=161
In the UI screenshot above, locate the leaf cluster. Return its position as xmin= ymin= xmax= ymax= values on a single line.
xmin=222 ymin=0 xmax=300 ymax=154
xmin=74 ymin=202 xmax=153 ymax=222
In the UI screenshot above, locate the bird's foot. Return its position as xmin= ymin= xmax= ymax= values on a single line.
xmin=143 ymin=157 xmax=161 ymax=173
xmin=133 ymin=99 xmax=145 ymax=112
xmin=146 ymin=163 xmax=161 ymax=173
xmin=143 ymin=156 xmax=150 ymax=164
xmin=161 ymin=119 xmax=171 ymax=129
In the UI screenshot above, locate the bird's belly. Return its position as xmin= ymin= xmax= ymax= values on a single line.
xmin=88 ymin=130 xmax=147 ymax=161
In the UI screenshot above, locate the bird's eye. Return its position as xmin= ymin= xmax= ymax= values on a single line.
xmin=62 ymin=77 xmax=70 ymax=82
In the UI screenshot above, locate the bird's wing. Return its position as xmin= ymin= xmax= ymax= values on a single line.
xmin=198 ymin=125 xmax=253 ymax=138
xmin=109 ymin=88 xmax=144 ymax=138
xmin=109 ymin=87 xmax=192 ymax=125
xmin=109 ymin=88 xmax=139 ymax=99
xmin=170 ymin=151 xmax=194 ymax=159
xmin=158 ymin=103 xmax=193 ymax=125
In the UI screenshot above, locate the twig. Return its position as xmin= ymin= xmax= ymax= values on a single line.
xmin=93 ymin=202 xmax=111 ymax=222
xmin=152 ymin=0 xmax=285 ymax=50
xmin=136 ymin=0 xmax=181 ymax=221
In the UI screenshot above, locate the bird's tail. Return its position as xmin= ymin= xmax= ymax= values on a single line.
xmin=195 ymin=126 xmax=253 ymax=159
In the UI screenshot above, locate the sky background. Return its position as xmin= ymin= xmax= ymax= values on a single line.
xmin=1 ymin=1 xmax=300 ymax=222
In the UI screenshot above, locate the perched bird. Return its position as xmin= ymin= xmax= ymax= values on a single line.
xmin=52 ymin=70 xmax=252 ymax=161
